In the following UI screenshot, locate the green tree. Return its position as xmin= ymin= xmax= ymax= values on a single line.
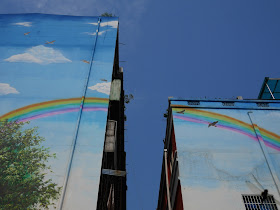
xmin=101 ymin=12 xmax=114 ymax=17
xmin=0 ymin=120 xmax=61 ymax=209
xmin=124 ymin=94 xmax=134 ymax=104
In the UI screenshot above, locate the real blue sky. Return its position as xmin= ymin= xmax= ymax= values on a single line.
xmin=1 ymin=0 xmax=280 ymax=209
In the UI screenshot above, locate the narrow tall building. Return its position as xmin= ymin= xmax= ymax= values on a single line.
xmin=158 ymin=98 xmax=280 ymax=210
xmin=0 ymin=14 xmax=126 ymax=209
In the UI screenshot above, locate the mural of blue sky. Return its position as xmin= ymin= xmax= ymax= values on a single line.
xmin=172 ymin=101 xmax=280 ymax=210
xmin=0 ymin=14 xmax=118 ymax=209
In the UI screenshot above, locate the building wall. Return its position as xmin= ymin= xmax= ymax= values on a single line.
xmin=158 ymin=99 xmax=280 ymax=210
xmin=0 ymin=14 xmax=124 ymax=209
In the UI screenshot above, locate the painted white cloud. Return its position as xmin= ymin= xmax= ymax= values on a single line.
xmin=88 ymin=21 xmax=118 ymax=28
xmin=100 ymin=20 xmax=118 ymax=28
xmin=88 ymin=22 xmax=98 ymax=26
xmin=84 ymin=31 xmax=106 ymax=36
xmin=0 ymin=83 xmax=19 ymax=95
xmin=88 ymin=82 xmax=111 ymax=95
xmin=13 ymin=22 xmax=32 ymax=27
xmin=4 ymin=45 xmax=71 ymax=64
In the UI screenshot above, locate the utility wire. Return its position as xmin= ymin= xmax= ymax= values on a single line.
xmin=58 ymin=17 xmax=102 ymax=210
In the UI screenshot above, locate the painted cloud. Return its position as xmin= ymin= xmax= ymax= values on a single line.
xmin=0 ymin=83 xmax=19 ymax=95
xmin=101 ymin=21 xmax=118 ymax=28
xmin=84 ymin=31 xmax=106 ymax=36
xmin=88 ymin=22 xmax=98 ymax=26
xmin=13 ymin=22 xmax=32 ymax=27
xmin=88 ymin=82 xmax=111 ymax=95
xmin=4 ymin=45 xmax=71 ymax=64
xmin=88 ymin=21 xmax=118 ymax=28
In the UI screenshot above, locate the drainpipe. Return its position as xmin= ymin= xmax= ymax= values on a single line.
xmin=164 ymin=149 xmax=172 ymax=210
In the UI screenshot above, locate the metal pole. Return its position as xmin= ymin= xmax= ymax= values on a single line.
xmin=164 ymin=149 xmax=172 ymax=210
xmin=266 ymin=83 xmax=275 ymax=99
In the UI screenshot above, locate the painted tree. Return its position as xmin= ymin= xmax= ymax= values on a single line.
xmin=0 ymin=120 xmax=61 ymax=209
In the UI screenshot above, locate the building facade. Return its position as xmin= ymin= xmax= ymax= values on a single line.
xmin=158 ymin=98 xmax=280 ymax=210
xmin=0 ymin=14 xmax=126 ymax=209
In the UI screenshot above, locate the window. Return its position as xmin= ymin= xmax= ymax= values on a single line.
xmin=242 ymin=195 xmax=278 ymax=210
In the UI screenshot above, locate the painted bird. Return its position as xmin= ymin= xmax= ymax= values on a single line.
xmin=24 ymin=32 xmax=30 ymax=35
xmin=208 ymin=121 xmax=218 ymax=128
xmin=100 ymin=79 xmax=107 ymax=82
xmin=176 ymin=109 xmax=185 ymax=114
xmin=45 ymin=40 xmax=55 ymax=44
xmin=81 ymin=60 xmax=90 ymax=64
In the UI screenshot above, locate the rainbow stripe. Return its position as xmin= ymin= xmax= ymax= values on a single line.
xmin=172 ymin=106 xmax=280 ymax=151
xmin=0 ymin=97 xmax=109 ymax=122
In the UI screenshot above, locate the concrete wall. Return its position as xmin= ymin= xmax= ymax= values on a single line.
xmin=171 ymin=99 xmax=280 ymax=210
xmin=0 ymin=14 xmax=118 ymax=209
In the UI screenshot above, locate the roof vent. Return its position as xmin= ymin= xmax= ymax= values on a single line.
xmin=188 ymin=101 xmax=200 ymax=106
xmin=222 ymin=102 xmax=235 ymax=106
xmin=257 ymin=102 xmax=269 ymax=107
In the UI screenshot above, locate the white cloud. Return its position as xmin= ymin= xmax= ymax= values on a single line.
xmin=0 ymin=83 xmax=19 ymax=95
xmin=101 ymin=20 xmax=118 ymax=28
xmin=98 ymin=31 xmax=106 ymax=35
xmin=84 ymin=31 xmax=106 ymax=36
xmin=5 ymin=53 xmax=42 ymax=63
xmin=88 ymin=82 xmax=111 ymax=95
xmin=88 ymin=21 xmax=118 ymax=28
xmin=13 ymin=22 xmax=32 ymax=27
xmin=88 ymin=22 xmax=98 ymax=26
xmin=4 ymin=45 xmax=71 ymax=64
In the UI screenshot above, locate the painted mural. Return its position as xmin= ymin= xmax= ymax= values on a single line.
xmin=0 ymin=14 xmax=118 ymax=209
xmin=171 ymin=100 xmax=280 ymax=210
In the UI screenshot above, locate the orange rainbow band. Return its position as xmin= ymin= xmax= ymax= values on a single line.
xmin=0 ymin=97 xmax=109 ymax=122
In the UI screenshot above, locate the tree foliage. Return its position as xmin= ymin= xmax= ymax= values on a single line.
xmin=124 ymin=94 xmax=134 ymax=122
xmin=101 ymin=12 xmax=114 ymax=17
xmin=124 ymin=94 xmax=134 ymax=104
xmin=0 ymin=120 xmax=61 ymax=209
xmin=163 ymin=109 xmax=168 ymax=118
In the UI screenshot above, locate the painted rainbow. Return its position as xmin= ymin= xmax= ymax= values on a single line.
xmin=0 ymin=97 xmax=109 ymax=122
xmin=172 ymin=106 xmax=280 ymax=151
